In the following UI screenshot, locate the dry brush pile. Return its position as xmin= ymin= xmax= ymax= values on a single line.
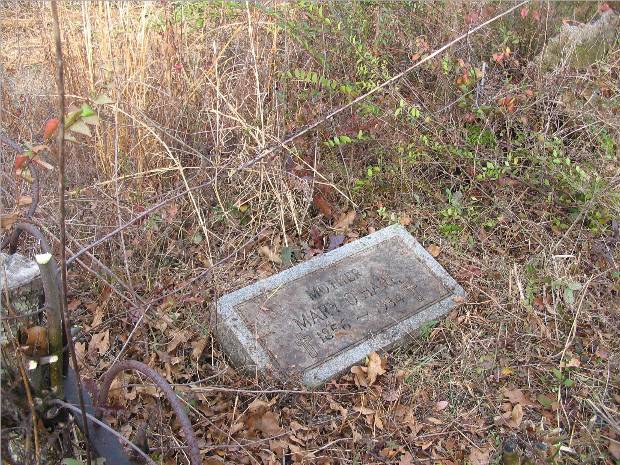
xmin=1 ymin=1 xmax=619 ymax=464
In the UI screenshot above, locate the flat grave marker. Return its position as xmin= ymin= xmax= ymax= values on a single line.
xmin=216 ymin=224 xmax=465 ymax=387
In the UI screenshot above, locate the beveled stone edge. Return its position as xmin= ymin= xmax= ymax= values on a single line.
xmin=215 ymin=224 xmax=465 ymax=384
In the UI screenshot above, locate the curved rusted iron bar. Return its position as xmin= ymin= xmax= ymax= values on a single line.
xmin=97 ymin=360 xmax=201 ymax=465
xmin=9 ymin=222 xmax=52 ymax=254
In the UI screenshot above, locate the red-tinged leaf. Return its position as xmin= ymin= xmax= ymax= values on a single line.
xmin=309 ymin=225 xmax=323 ymax=250
xmin=599 ymin=3 xmax=611 ymax=13
xmin=14 ymin=155 xmax=29 ymax=171
xmin=313 ymin=193 xmax=333 ymax=218
xmin=498 ymin=96 xmax=516 ymax=112
xmin=520 ymin=7 xmax=529 ymax=18
xmin=456 ymin=264 xmax=483 ymax=281
xmin=43 ymin=118 xmax=60 ymax=140
xmin=498 ymin=177 xmax=522 ymax=187
xmin=464 ymin=112 xmax=477 ymax=123
xmin=532 ymin=10 xmax=541 ymax=21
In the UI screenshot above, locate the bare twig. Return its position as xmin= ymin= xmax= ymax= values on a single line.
xmin=50 ymin=3 xmax=92 ymax=463
xmin=0 ymin=131 xmax=24 ymax=153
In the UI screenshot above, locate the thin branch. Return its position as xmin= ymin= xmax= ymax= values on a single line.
xmin=0 ymin=131 xmax=24 ymax=153
xmin=50 ymin=3 xmax=92 ymax=464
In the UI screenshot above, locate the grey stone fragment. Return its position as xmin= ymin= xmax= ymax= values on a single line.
xmin=1 ymin=252 xmax=43 ymax=316
xmin=216 ymin=225 xmax=465 ymax=387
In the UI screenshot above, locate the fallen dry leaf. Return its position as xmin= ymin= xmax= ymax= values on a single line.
xmin=89 ymin=330 xmax=110 ymax=356
xmin=17 ymin=195 xmax=32 ymax=207
xmin=468 ymin=446 xmax=490 ymax=465
xmin=609 ymin=439 xmax=620 ymax=460
xmin=351 ymin=365 xmax=368 ymax=387
xmin=258 ymin=245 xmax=283 ymax=265
xmin=1 ymin=213 xmax=18 ymax=231
xmin=382 ymin=389 xmax=400 ymax=402
xmin=329 ymin=400 xmax=348 ymax=420
xmin=91 ymin=305 xmax=106 ymax=328
xmin=426 ymin=416 xmax=443 ymax=425
xmin=504 ymin=387 xmax=531 ymax=406
xmin=333 ymin=210 xmax=356 ymax=231
xmin=313 ymin=193 xmax=333 ymax=218
xmin=191 ymin=337 xmax=208 ymax=359
xmin=167 ymin=330 xmax=189 ymax=353
xmin=426 ymin=244 xmax=441 ymax=257
xmin=309 ymin=224 xmax=323 ymax=249
xmin=399 ymin=452 xmax=414 ymax=465
xmin=256 ymin=411 xmax=282 ymax=436
xmin=435 ymin=400 xmax=449 ymax=411
xmin=505 ymin=403 xmax=523 ymax=429
xmin=366 ymin=351 xmax=386 ymax=385
xmin=327 ymin=234 xmax=345 ymax=251
xmin=203 ymin=457 xmax=225 ymax=465
xmin=353 ymin=405 xmax=375 ymax=416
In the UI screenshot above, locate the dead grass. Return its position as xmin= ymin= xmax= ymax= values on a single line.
xmin=1 ymin=1 xmax=619 ymax=464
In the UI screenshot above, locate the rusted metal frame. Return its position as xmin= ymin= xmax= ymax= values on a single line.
xmin=10 ymin=223 xmax=64 ymax=396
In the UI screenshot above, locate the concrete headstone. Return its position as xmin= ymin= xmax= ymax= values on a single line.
xmin=216 ymin=225 xmax=465 ymax=386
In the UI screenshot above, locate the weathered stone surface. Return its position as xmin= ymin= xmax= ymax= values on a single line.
xmin=1 ymin=252 xmax=43 ymax=315
xmin=216 ymin=225 xmax=465 ymax=387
